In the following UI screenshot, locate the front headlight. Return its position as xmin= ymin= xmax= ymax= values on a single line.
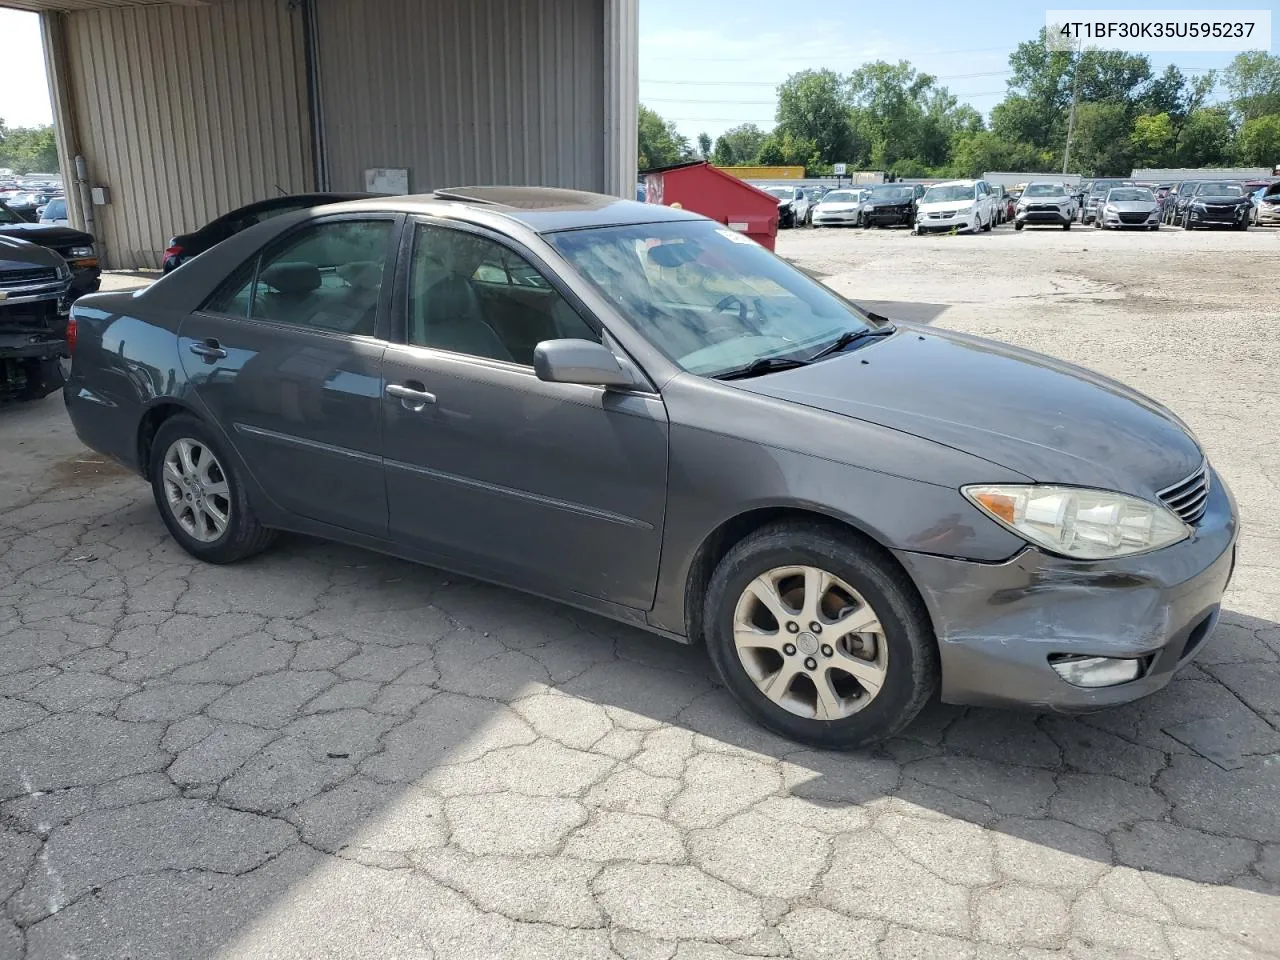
xmin=1191 ymin=202 xmax=1207 ymax=211
xmin=963 ymin=484 xmax=1189 ymax=559
xmin=1104 ymin=204 xmax=1117 ymax=213
xmin=68 ymin=245 xmax=95 ymax=258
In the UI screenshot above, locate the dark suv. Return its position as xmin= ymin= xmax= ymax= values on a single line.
xmin=1 ymin=236 xmax=72 ymax=401
xmin=0 ymin=200 xmax=100 ymax=299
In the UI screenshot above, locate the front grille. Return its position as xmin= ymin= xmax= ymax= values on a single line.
xmin=1198 ymin=207 xmax=1236 ymax=221
xmin=1159 ymin=461 xmax=1210 ymax=524
xmin=1118 ymin=212 xmax=1149 ymax=224
xmin=0 ymin=267 xmax=58 ymax=289
xmin=0 ymin=300 xmax=58 ymax=330
xmin=1027 ymin=204 xmax=1060 ymax=212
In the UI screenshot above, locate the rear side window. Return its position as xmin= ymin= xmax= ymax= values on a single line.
xmin=203 ymin=219 xmax=395 ymax=336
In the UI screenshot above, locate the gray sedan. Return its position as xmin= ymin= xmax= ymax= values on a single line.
xmin=1096 ymin=186 xmax=1161 ymax=230
xmin=62 ymin=188 xmax=1237 ymax=748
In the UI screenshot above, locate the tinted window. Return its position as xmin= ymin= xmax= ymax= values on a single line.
xmin=204 ymin=218 xmax=394 ymax=335
xmin=407 ymin=224 xmax=597 ymax=366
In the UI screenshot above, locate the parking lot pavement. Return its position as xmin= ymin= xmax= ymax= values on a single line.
xmin=2 ymin=230 xmax=1279 ymax=959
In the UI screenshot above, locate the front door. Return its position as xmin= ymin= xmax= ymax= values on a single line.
xmin=380 ymin=219 xmax=669 ymax=609
xmin=179 ymin=214 xmax=401 ymax=535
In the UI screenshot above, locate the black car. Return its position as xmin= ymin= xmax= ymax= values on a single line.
xmin=1 ymin=236 xmax=72 ymax=402
xmin=1165 ymin=180 xmax=1201 ymax=224
xmin=0 ymin=200 xmax=100 ymax=298
xmin=1180 ymin=181 xmax=1251 ymax=230
xmin=163 ymin=193 xmax=371 ymax=273
xmin=861 ymin=184 xmax=921 ymax=228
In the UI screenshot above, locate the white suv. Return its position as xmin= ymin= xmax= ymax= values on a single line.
xmin=914 ymin=180 xmax=993 ymax=234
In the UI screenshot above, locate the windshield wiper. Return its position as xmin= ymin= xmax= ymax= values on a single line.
xmin=808 ymin=324 xmax=896 ymax=362
xmin=712 ymin=356 xmax=810 ymax=381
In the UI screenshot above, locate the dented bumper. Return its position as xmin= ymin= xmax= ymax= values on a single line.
xmin=895 ymin=467 xmax=1238 ymax=711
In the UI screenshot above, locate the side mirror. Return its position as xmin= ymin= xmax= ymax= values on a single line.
xmin=534 ymin=339 xmax=634 ymax=388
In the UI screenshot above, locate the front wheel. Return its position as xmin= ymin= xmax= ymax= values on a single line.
xmin=1063 ymin=221 xmax=1071 ymax=230
xmin=1014 ymin=221 xmax=1024 ymax=231
xmin=149 ymin=414 xmax=276 ymax=564
xmin=704 ymin=523 xmax=939 ymax=749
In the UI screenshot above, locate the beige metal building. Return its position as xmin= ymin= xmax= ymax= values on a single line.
xmin=6 ymin=0 xmax=639 ymax=268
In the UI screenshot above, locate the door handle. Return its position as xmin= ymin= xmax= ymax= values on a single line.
xmin=189 ymin=338 xmax=227 ymax=362
xmin=386 ymin=382 xmax=437 ymax=410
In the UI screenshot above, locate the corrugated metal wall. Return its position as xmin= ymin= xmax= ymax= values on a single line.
xmin=60 ymin=0 xmax=312 ymax=268
xmin=315 ymin=0 xmax=607 ymax=196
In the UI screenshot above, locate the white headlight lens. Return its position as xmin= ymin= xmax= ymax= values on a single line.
xmin=963 ymin=484 xmax=1189 ymax=559
xmin=68 ymin=245 xmax=94 ymax=258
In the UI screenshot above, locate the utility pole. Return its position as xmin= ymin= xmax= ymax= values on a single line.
xmin=1062 ymin=39 xmax=1083 ymax=175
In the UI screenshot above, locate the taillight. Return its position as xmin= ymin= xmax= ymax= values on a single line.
xmin=163 ymin=240 xmax=183 ymax=260
xmin=66 ymin=315 xmax=77 ymax=353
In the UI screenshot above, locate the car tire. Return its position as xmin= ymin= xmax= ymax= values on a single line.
xmin=1238 ymin=219 xmax=1249 ymax=231
xmin=149 ymin=414 xmax=276 ymax=564
xmin=703 ymin=522 xmax=939 ymax=749
xmin=1063 ymin=221 xmax=1071 ymax=230
xmin=982 ymin=214 xmax=993 ymax=232
xmin=1014 ymin=221 xmax=1024 ymax=231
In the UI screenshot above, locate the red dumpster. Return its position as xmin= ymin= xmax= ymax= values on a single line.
xmin=641 ymin=160 xmax=779 ymax=251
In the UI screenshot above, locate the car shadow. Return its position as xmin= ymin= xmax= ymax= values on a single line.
xmin=853 ymin=299 xmax=950 ymax=326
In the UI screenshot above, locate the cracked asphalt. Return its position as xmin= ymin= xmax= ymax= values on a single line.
xmin=2 ymin=227 xmax=1279 ymax=959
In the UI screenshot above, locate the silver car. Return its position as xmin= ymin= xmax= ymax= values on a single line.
xmin=63 ymin=187 xmax=1237 ymax=749
xmin=1096 ymin=186 xmax=1161 ymax=230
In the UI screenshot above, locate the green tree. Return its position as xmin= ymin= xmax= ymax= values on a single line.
xmin=0 ymin=125 xmax=58 ymax=175
xmin=947 ymin=130 xmax=1050 ymax=178
xmin=774 ymin=69 xmax=855 ymax=165
xmin=696 ymin=132 xmax=712 ymax=160
xmin=846 ymin=60 xmax=945 ymax=168
xmin=1129 ymin=112 xmax=1175 ymax=168
xmin=1070 ymin=102 xmax=1134 ymax=175
xmin=711 ymin=123 xmax=768 ymax=166
xmin=755 ymin=130 xmax=818 ymax=171
xmin=1237 ymin=114 xmax=1280 ymax=166
xmin=637 ymin=105 xmax=692 ymax=170
xmin=1175 ymin=107 xmax=1234 ymax=167
xmin=1223 ymin=52 xmax=1280 ymax=121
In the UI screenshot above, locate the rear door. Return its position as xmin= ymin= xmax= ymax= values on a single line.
xmin=379 ymin=218 xmax=669 ymax=609
xmin=179 ymin=214 xmax=402 ymax=535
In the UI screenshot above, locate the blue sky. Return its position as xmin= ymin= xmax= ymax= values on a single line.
xmin=639 ymin=0 xmax=1257 ymax=141
xmin=0 ymin=2 xmax=1263 ymax=135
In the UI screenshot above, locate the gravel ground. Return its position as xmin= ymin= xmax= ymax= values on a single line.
xmin=0 ymin=225 xmax=1277 ymax=959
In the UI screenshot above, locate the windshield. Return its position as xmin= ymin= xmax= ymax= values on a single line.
xmin=921 ymin=184 xmax=975 ymax=203
xmin=1108 ymin=188 xmax=1154 ymax=202
xmin=1023 ymin=184 xmax=1065 ymax=198
xmin=1091 ymin=181 xmax=1131 ymax=195
xmin=762 ymin=187 xmax=794 ymax=200
xmin=42 ymin=198 xmax=66 ymax=218
xmin=820 ymin=191 xmax=857 ymax=204
xmin=1196 ymin=182 xmax=1243 ymax=197
xmin=868 ymin=186 xmax=914 ymax=202
xmin=547 ymin=220 xmax=872 ymax=378
xmin=0 ymin=202 xmax=24 ymax=224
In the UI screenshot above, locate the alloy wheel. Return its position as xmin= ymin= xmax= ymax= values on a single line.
xmin=161 ymin=437 xmax=232 ymax=542
xmin=732 ymin=565 xmax=888 ymax=720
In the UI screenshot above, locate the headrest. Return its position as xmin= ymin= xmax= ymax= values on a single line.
xmin=338 ymin=260 xmax=383 ymax=291
xmin=261 ymin=261 xmax=321 ymax=295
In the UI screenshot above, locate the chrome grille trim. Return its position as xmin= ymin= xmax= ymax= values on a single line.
xmin=1159 ymin=460 xmax=1210 ymax=524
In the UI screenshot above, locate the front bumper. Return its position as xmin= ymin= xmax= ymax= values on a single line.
xmin=1186 ymin=207 xmax=1249 ymax=227
xmin=895 ymin=467 xmax=1238 ymax=711
xmin=916 ymin=212 xmax=976 ymax=232
xmin=1016 ymin=208 xmax=1071 ymax=225
xmin=1257 ymin=204 xmax=1280 ymax=225
xmin=812 ymin=212 xmax=860 ymax=226
xmin=865 ymin=207 xmax=913 ymax=226
xmin=1100 ymin=210 xmax=1160 ymax=228
xmin=69 ymin=264 xmax=102 ymax=298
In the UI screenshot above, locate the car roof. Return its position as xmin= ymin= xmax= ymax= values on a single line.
xmin=925 ymin=179 xmax=977 ymax=187
xmin=332 ymin=186 xmax=704 ymax=233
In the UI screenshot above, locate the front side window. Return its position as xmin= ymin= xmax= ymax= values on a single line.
xmin=204 ymin=218 xmax=394 ymax=335
xmin=407 ymin=224 xmax=597 ymax=366
xmin=547 ymin=219 xmax=873 ymax=378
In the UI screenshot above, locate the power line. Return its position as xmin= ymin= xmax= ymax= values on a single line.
xmin=647 ymin=44 xmax=1018 ymax=62
xmin=640 ymin=70 xmax=1014 ymax=87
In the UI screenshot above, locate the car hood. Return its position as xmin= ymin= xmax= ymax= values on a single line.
xmin=0 ymin=235 xmax=65 ymax=270
xmin=0 ymin=223 xmax=94 ymax=246
xmin=1109 ymin=200 xmax=1157 ymax=212
xmin=1194 ymin=195 xmax=1247 ymax=206
xmin=734 ymin=325 xmax=1202 ymax=497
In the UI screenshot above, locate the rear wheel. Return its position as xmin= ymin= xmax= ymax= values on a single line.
xmin=704 ymin=523 xmax=938 ymax=749
xmin=1063 ymin=221 xmax=1071 ymax=230
xmin=149 ymin=414 xmax=275 ymax=564
xmin=1014 ymin=221 xmax=1024 ymax=231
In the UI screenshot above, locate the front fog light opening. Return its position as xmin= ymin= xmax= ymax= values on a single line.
xmin=1049 ymin=654 xmax=1145 ymax=688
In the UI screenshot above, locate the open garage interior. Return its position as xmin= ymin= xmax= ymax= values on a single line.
xmin=9 ymin=0 xmax=638 ymax=268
